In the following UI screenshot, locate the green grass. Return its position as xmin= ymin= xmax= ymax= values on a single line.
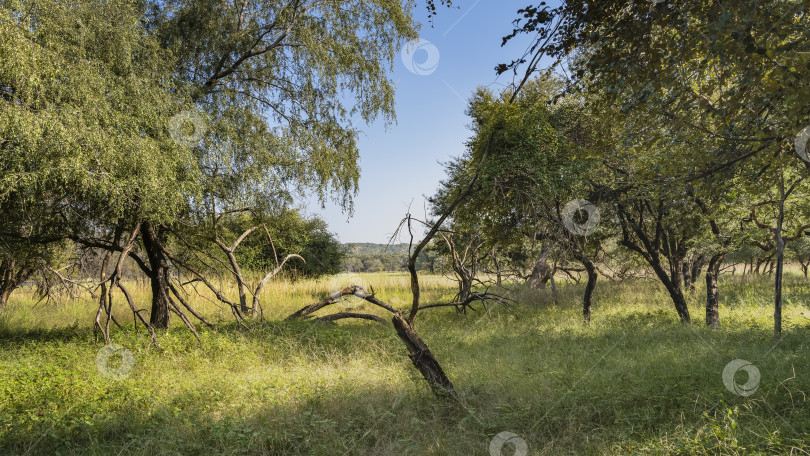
xmin=0 ymin=272 xmax=808 ymax=455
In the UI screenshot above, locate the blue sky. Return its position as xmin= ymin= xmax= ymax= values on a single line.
xmin=304 ymin=1 xmax=540 ymax=244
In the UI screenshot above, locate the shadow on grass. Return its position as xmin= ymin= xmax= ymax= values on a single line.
xmin=4 ymin=318 xmax=807 ymax=456
xmin=2 ymin=275 xmax=809 ymax=455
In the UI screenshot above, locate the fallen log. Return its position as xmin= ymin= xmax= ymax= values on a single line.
xmin=316 ymin=312 xmax=385 ymax=324
xmin=287 ymin=285 xmax=398 ymax=320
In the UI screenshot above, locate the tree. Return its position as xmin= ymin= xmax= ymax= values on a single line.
xmin=0 ymin=0 xmax=191 ymax=326
xmin=117 ymin=0 xmax=420 ymax=328
xmin=742 ymin=162 xmax=810 ymax=336
xmin=1 ymin=0 xmax=422 ymax=332
xmin=429 ymin=77 xmax=610 ymax=322
xmin=220 ymin=209 xmax=345 ymax=278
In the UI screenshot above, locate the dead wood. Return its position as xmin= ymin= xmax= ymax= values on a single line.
xmin=291 ymin=286 xmax=458 ymax=400
xmin=392 ymin=312 xmax=458 ymax=399
xmin=316 ymin=312 xmax=385 ymax=324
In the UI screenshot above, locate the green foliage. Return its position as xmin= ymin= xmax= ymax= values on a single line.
xmin=153 ymin=0 xmax=419 ymax=216
xmin=0 ymin=0 xmax=197 ymax=225
xmin=513 ymin=1 xmax=810 ymax=180
xmin=429 ymin=76 xmax=609 ymax=281
xmin=211 ymin=209 xmax=346 ymax=278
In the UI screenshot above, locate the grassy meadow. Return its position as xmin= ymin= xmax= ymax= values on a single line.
xmin=0 ymin=271 xmax=809 ymax=455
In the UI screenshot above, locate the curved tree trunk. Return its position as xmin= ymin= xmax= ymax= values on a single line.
xmin=141 ymin=222 xmax=172 ymax=329
xmin=617 ymin=201 xmax=691 ymax=324
xmin=392 ymin=312 xmax=457 ymax=399
xmin=582 ymin=258 xmax=597 ymax=324
xmin=667 ymin=259 xmax=691 ymax=324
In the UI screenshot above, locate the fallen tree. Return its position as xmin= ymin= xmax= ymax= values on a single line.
xmin=288 ymin=285 xmax=457 ymax=399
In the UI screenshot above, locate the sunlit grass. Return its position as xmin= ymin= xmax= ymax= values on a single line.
xmin=0 ymin=271 xmax=808 ymax=454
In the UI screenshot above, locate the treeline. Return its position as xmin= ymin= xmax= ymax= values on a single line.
xmin=340 ymin=243 xmax=439 ymax=273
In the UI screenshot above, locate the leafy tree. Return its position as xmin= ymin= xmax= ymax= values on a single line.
xmin=0 ymin=0 xmax=191 ymax=320
xmin=430 ymin=77 xmax=611 ymax=321
xmin=229 ymin=209 xmax=346 ymax=278
xmin=124 ymin=0 xmax=420 ymax=327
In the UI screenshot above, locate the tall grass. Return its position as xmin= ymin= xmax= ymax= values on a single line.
xmin=0 ymin=271 xmax=808 ymax=455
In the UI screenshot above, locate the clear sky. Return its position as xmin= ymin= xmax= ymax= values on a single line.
xmin=303 ymin=1 xmax=540 ymax=244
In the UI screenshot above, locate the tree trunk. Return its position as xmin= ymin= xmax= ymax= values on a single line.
xmin=214 ymin=227 xmax=258 ymax=316
xmin=705 ymin=253 xmax=724 ymax=328
xmin=549 ymin=271 xmax=558 ymax=303
xmin=617 ymin=201 xmax=691 ymax=324
xmin=684 ymin=255 xmax=704 ymax=291
xmin=391 ymin=312 xmax=457 ymax=399
xmin=682 ymin=261 xmax=693 ymax=291
xmin=582 ymin=258 xmax=597 ymax=324
xmin=645 ymin=255 xmax=691 ymax=324
xmin=491 ymin=250 xmax=502 ymax=286
xmin=0 ymin=260 xmax=32 ymax=314
xmin=141 ymin=222 xmax=172 ymax=329
xmin=458 ymin=273 xmax=472 ymax=303
xmin=526 ymin=243 xmax=553 ymax=289
xmin=223 ymin=248 xmax=250 ymax=314
xmin=0 ymin=286 xmax=11 ymax=313
xmin=774 ymin=205 xmax=785 ymax=338
xmin=0 ymin=264 xmax=15 ymax=313
xmin=667 ymin=275 xmax=691 ymax=324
